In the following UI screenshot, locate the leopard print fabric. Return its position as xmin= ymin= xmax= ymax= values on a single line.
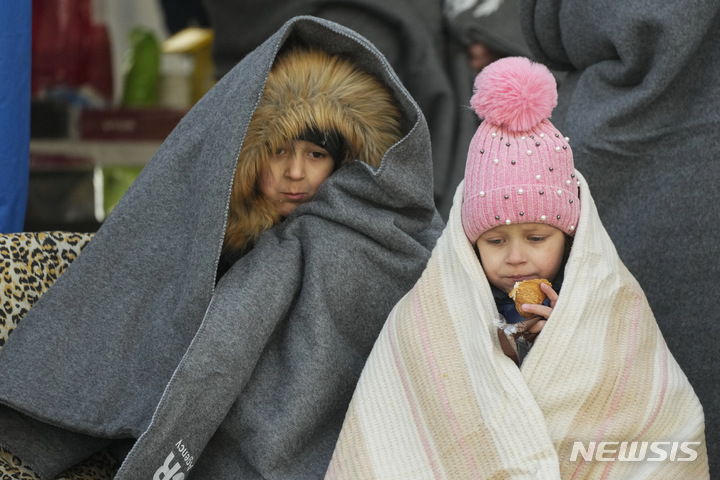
xmin=0 ymin=231 xmax=93 ymax=349
xmin=0 ymin=447 xmax=117 ymax=480
xmin=0 ymin=232 xmax=117 ymax=480
xmin=0 ymin=446 xmax=38 ymax=480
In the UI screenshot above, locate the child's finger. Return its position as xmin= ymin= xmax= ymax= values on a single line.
xmin=540 ymin=282 xmax=558 ymax=306
xmin=521 ymin=303 xmax=553 ymax=320
xmin=527 ymin=319 xmax=546 ymax=334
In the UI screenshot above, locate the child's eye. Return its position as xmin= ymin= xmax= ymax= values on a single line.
xmin=486 ymin=238 xmax=503 ymax=246
xmin=309 ymin=151 xmax=329 ymax=159
xmin=529 ymin=236 xmax=545 ymax=242
xmin=274 ymin=147 xmax=289 ymax=155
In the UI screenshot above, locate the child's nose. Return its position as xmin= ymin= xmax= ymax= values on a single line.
xmin=506 ymin=243 xmax=526 ymax=264
xmin=285 ymin=153 xmax=305 ymax=179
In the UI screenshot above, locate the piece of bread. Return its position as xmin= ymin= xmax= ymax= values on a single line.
xmin=508 ymin=279 xmax=552 ymax=318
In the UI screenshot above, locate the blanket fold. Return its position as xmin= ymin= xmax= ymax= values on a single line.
xmin=327 ymin=172 xmax=708 ymax=479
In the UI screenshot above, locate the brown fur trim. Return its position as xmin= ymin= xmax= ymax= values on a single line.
xmin=224 ymin=48 xmax=403 ymax=252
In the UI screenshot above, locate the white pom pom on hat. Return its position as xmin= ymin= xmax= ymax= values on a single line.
xmin=461 ymin=57 xmax=580 ymax=242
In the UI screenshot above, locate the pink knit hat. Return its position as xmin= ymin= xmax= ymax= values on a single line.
xmin=461 ymin=56 xmax=580 ymax=243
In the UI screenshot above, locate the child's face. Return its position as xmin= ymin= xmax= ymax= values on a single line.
xmin=475 ymin=223 xmax=566 ymax=294
xmin=259 ymin=139 xmax=335 ymax=217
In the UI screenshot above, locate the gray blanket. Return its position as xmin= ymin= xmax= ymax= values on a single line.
xmin=520 ymin=0 xmax=720 ymax=473
xmin=0 ymin=17 xmax=442 ymax=479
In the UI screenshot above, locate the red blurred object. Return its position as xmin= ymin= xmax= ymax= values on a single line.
xmin=80 ymin=108 xmax=187 ymax=141
xmin=31 ymin=0 xmax=113 ymax=102
xmin=31 ymin=0 xmax=90 ymax=94
xmin=85 ymin=23 xmax=114 ymax=100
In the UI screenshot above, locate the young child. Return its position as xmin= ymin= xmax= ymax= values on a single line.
xmin=327 ymin=57 xmax=708 ymax=478
xmin=460 ymin=57 xmax=579 ymax=364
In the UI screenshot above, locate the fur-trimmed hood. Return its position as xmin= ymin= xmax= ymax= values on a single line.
xmin=249 ymin=47 xmax=402 ymax=168
xmin=225 ymin=46 xmax=403 ymax=251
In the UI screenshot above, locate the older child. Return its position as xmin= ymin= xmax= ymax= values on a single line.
xmin=0 ymin=17 xmax=442 ymax=479
xmin=327 ymin=57 xmax=708 ymax=478
xmin=217 ymin=45 xmax=403 ymax=277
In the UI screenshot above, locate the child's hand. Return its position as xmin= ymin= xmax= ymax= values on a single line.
xmin=516 ymin=282 xmax=558 ymax=338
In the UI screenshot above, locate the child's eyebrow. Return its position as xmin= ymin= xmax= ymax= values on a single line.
xmin=522 ymin=225 xmax=555 ymax=234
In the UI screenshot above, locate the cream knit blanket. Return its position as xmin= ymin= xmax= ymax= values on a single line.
xmin=327 ymin=172 xmax=708 ymax=479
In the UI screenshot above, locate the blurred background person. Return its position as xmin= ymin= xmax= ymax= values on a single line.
xmin=445 ymin=0 xmax=532 ymax=72
xmin=521 ymin=0 xmax=720 ymax=473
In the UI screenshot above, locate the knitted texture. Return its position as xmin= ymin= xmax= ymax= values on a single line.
xmin=327 ymin=175 xmax=709 ymax=479
xmin=462 ymin=57 xmax=580 ymax=242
